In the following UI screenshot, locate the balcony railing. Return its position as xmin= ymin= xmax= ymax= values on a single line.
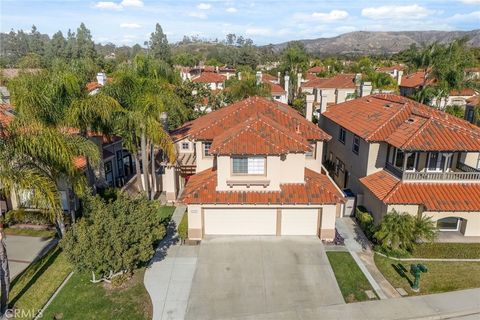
xmin=385 ymin=162 xmax=480 ymax=181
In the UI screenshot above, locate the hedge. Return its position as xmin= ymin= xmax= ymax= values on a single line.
xmin=5 ymin=209 xmax=52 ymax=226
xmin=178 ymin=213 xmax=188 ymax=243
xmin=355 ymin=206 xmax=375 ymax=239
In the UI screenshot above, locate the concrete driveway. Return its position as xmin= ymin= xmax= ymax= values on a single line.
xmin=5 ymin=235 xmax=56 ymax=279
xmin=185 ymin=236 xmax=344 ymax=320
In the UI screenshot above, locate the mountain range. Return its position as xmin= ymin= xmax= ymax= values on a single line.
xmin=269 ymin=30 xmax=480 ymax=55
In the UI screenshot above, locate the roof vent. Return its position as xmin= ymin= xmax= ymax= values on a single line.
xmin=406 ymin=118 xmax=415 ymax=123
xmin=384 ymin=103 xmax=392 ymax=108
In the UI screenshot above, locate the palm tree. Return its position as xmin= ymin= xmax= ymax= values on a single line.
xmin=0 ymin=119 xmax=98 ymax=316
xmin=226 ymin=73 xmax=271 ymax=101
xmin=104 ymin=55 xmax=177 ymax=199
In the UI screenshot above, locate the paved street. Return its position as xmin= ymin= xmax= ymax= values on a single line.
xmin=185 ymin=236 xmax=344 ymax=320
xmin=5 ymin=234 xmax=56 ymax=279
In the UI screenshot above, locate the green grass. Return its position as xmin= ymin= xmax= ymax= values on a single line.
xmin=412 ymin=243 xmax=480 ymax=259
xmin=4 ymin=227 xmax=56 ymax=238
xmin=158 ymin=205 xmax=176 ymax=219
xmin=374 ymin=254 xmax=480 ymax=295
xmin=42 ymin=269 xmax=152 ymax=320
xmin=326 ymin=252 xmax=377 ymax=303
xmin=9 ymin=247 xmax=73 ymax=319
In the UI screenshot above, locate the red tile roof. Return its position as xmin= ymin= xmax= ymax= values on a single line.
xmin=180 ymin=167 xmax=345 ymax=205
xmin=268 ymin=82 xmax=286 ymax=94
xmin=301 ymin=74 xmax=356 ymax=89
xmin=360 ymin=170 xmax=480 ymax=211
xmin=262 ymin=73 xmax=278 ymax=82
xmin=192 ymin=72 xmax=226 ymax=83
xmin=73 ymin=156 xmax=87 ymax=169
xmin=209 ymin=114 xmax=311 ymax=155
xmin=86 ymin=82 xmax=102 ymax=92
xmin=170 ymin=96 xmax=331 ymax=144
xmin=467 ymin=95 xmax=479 ymax=106
xmin=304 ymin=73 xmax=319 ymax=81
xmin=0 ymin=104 xmax=14 ymax=127
xmin=323 ymin=94 xmax=480 ymax=151
xmin=449 ymin=88 xmax=476 ymax=96
xmin=307 ymin=66 xmax=325 ymax=73
xmin=376 ymin=64 xmax=405 ymax=72
xmin=400 ymin=71 xmax=435 ymax=88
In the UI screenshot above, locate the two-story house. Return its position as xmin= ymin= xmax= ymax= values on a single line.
xmin=192 ymin=72 xmax=226 ymax=91
xmin=320 ymin=94 xmax=480 ymax=237
xmin=168 ymin=96 xmax=345 ymax=240
xmin=376 ymin=64 xmax=404 ymax=85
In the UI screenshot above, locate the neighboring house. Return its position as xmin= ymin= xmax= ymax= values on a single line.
xmin=256 ymin=71 xmax=288 ymax=103
xmin=431 ymin=88 xmax=477 ymax=109
xmin=320 ymin=94 xmax=480 ymax=237
xmin=376 ymin=64 xmax=404 ymax=85
xmin=192 ymin=72 xmax=226 ymax=91
xmin=465 ymin=67 xmax=480 ymax=80
xmin=465 ymin=95 xmax=479 ymax=125
xmin=167 ymin=96 xmax=345 ymax=240
xmin=398 ymin=71 xmax=432 ymax=97
xmin=301 ymin=73 xmax=372 ymax=121
xmin=179 ymin=65 xmax=236 ymax=82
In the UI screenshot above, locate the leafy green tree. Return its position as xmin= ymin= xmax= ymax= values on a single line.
xmin=28 ymin=25 xmax=46 ymax=56
xmin=17 ymin=52 xmax=42 ymax=68
xmin=149 ymin=23 xmax=171 ymax=62
xmin=374 ymin=210 xmax=436 ymax=254
xmin=444 ymin=105 xmax=465 ymax=118
xmin=46 ymin=31 xmax=67 ymax=60
xmin=226 ymin=72 xmax=271 ymax=101
xmin=61 ymin=193 xmax=168 ymax=282
xmin=75 ymin=23 xmax=96 ymax=59
xmin=281 ymin=42 xmax=309 ymax=103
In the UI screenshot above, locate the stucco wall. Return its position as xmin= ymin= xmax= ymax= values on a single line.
xmin=195 ymin=141 xmax=215 ymax=173
xmin=176 ymin=138 xmax=195 ymax=154
xmin=461 ymin=152 xmax=480 ymax=169
xmin=423 ymin=211 xmax=480 ymax=237
xmin=362 ymin=189 xmax=388 ymax=223
xmin=305 ymin=141 xmax=324 ymax=173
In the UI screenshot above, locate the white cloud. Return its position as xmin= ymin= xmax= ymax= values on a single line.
xmin=293 ymin=10 xmax=349 ymax=22
xmin=459 ymin=0 xmax=480 ymax=4
xmin=197 ymin=3 xmax=211 ymax=10
xmin=449 ymin=11 xmax=480 ymax=22
xmin=246 ymin=27 xmax=272 ymax=36
xmin=188 ymin=12 xmax=208 ymax=19
xmin=121 ymin=0 xmax=144 ymax=7
xmin=120 ymin=23 xmax=141 ymax=28
xmin=335 ymin=26 xmax=357 ymax=34
xmin=362 ymin=5 xmax=432 ymax=20
xmin=94 ymin=2 xmax=123 ymax=10
xmin=226 ymin=7 xmax=237 ymax=13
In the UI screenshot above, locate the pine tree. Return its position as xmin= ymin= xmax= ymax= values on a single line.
xmin=75 ymin=23 xmax=96 ymax=59
xmin=46 ymin=31 xmax=67 ymax=60
xmin=149 ymin=23 xmax=171 ymax=62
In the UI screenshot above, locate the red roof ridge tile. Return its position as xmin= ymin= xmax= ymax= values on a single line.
xmin=367 ymin=101 xmax=411 ymax=141
xmin=399 ymin=117 xmax=434 ymax=150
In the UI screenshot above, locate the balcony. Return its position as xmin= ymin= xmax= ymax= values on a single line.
xmin=385 ymin=161 xmax=480 ymax=181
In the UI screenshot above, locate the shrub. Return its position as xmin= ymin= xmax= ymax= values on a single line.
xmin=62 ymin=193 xmax=167 ymax=282
xmin=5 ymin=209 xmax=52 ymax=226
xmin=355 ymin=206 xmax=375 ymax=239
xmin=178 ymin=213 xmax=188 ymax=243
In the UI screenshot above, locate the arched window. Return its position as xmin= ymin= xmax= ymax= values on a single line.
xmin=437 ymin=217 xmax=461 ymax=231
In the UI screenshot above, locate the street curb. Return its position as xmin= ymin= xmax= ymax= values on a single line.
xmin=33 ymin=271 xmax=74 ymax=319
xmin=403 ymin=308 xmax=480 ymax=320
xmin=374 ymin=251 xmax=480 ymax=262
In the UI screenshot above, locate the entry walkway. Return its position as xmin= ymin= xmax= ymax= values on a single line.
xmin=335 ymin=217 xmax=401 ymax=299
xmin=144 ymin=205 xmax=199 ymax=320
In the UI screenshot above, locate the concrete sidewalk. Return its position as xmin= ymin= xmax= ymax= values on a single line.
xmin=144 ymin=205 xmax=199 ymax=320
xmin=335 ymin=217 xmax=400 ymax=299
xmin=226 ymin=288 xmax=480 ymax=320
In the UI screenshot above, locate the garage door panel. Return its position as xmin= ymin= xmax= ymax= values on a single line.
xmin=204 ymin=209 xmax=276 ymax=235
xmin=281 ymin=209 xmax=318 ymax=235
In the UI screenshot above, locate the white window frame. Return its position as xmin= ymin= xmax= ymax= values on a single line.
xmin=203 ymin=141 xmax=212 ymax=157
xmin=437 ymin=217 xmax=461 ymax=232
xmin=338 ymin=127 xmax=346 ymax=144
xmin=427 ymin=152 xmax=452 ymax=172
xmin=181 ymin=142 xmax=189 ymax=150
xmin=404 ymin=152 xmax=418 ymax=172
xmin=352 ymin=135 xmax=360 ymax=155
xmin=306 ymin=142 xmax=316 ymax=158
xmin=231 ymin=157 xmax=266 ymax=176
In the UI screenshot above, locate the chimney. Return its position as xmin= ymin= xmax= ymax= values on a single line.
xmin=397 ymin=70 xmax=403 ymax=86
xmin=160 ymin=112 xmax=168 ymax=130
xmin=284 ymin=74 xmax=290 ymax=101
xmin=305 ymin=94 xmax=314 ymax=122
xmin=297 ymin=72 xmax=303 ymax=91
xmin=237 ymin=72 xmax=242 ymax=81
xmin=277 ymin=71 xmax=281 ymax=84
xmin=354 ymin=73 xmax=362 ymax=96
xmin=319 ymin=91 xmax=328 ymax=114
xmin=96 ymin=72 xmax=107 ymax=86
xmin=215 ymin=66 xmax=219 ymax=73
xmin=256 ymin=71 xmax=262 ymax=85
xmin=361 ymin=81 xmax=372 ymax=97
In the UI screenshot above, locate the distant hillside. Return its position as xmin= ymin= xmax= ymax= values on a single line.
xmin=270 ymin=30 xmax=480 ymax=56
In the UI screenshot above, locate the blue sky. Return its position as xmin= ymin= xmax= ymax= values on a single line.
xmin=1 ymin=0 xmax=480 ymax=46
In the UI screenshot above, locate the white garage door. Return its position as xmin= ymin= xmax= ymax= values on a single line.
xmin=281 ymin=209 xmax=318 ymax=235
xmin=204 ymin=209 xmax=277 ymax=235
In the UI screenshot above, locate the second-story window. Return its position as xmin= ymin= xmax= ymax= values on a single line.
xmin=306 ymin=142 xmax=316 ymax=158
xmin=181 ymin=142 xmax=189 ymax=150
xmin=338 ymin=127 xmax=346 ymax=144
xmin=352 ymin=135 xmax=360 ymax=154
xmin=232 ymin=157 xmax=265 ymax=175
xmin=203 ymin=141 xmax=212 ymax=157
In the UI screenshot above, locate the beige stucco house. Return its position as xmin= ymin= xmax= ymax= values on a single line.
xmin=320 ymin=94 xmax=480 ymax=237
xmin=167 ymin=96 xmax=345 ymax=240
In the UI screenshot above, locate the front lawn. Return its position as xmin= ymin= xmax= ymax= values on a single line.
xmin=4 ymin=227 xmax=56 ymax=238
xmin=374 ymin=254 xmax=480 ymax=295
xmin=9 ymin=247 xmax=73 ymax=319
xmin=158 ymin=205 xmax=175 ymax=220
xmin=411 ymin=243 xmax=480 ymax=259
xmin=326 ymin=252 xmax=377 ymax=303
xmin=42 ymin=269 xmax=152 ymax=320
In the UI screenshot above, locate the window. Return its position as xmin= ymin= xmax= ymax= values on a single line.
xmin=467 ymin=109 xmax=474 ymax=122
xmin=394 ymin=149 xmax=405 ymax=168
xmin=232 ymin=157 xmax=265 ymax=175
xmin=203 ymin=141 xmax=212 ymax=157
xmin=427 ymin=152 xmax=452 ymax=172
xmin=335 ymin=157 xmax=344 ymax=176
xmin=437 ymin=217 xmax=460 ymax=231
xmin=338 ymin=127 xmax=346 ymax=144
xmin=181 ymin=142 xmax=189 ymax=150
xmin=405 ymin=153 xmax=417 ymax=172
xmin=352 ymin=135 xmax=360 ymax=154
xmin=306 ymin=142 xmax=316 ymax=158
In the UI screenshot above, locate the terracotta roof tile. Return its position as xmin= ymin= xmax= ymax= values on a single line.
xmin=376 ymin=64 xmax=405 ymax=72
xmin=360 ymin=170 xmax=480 ymax=211
xmin=449 ymin=88 xmax=476 ymax=96
xmin=307 ymin=66 xmax=325 ymax=73
xmin=400 ymin=71 xmax=435 ymax=88
xmin=267 ymin=82 xmax=286 ymax=94
xmin=323 ymin=94 xmax=480 ymax=151
xmin=302 ymin=74 xmax=356 ymax=89
xmin=180 ymin=167 xmax=345 ymax=205
xmin=170 ymin=96 xmax=331 ymax=144
xmin=192 ymin=73 xmax=226 ymax=83
xmin=262 ymin=73 xmax=278 ymax=82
